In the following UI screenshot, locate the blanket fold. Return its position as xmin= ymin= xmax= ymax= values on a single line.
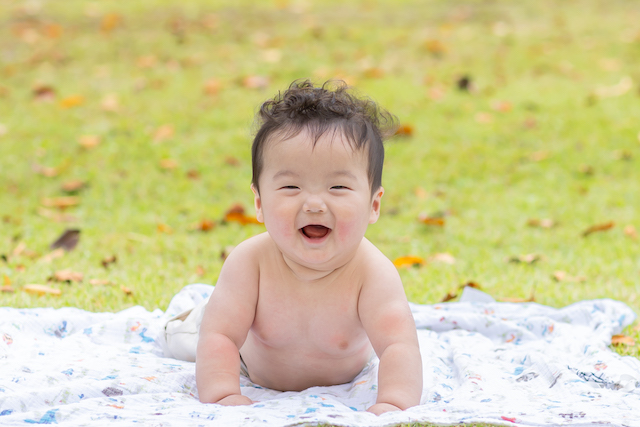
xmin=1 ymin=284 xmax=639 ymax=427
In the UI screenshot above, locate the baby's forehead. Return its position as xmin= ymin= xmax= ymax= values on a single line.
xmin=265 ymin=126 xmax=365 ymax=155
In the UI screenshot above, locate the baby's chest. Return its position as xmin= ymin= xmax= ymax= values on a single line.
xmin=251 ymin=287 xmax=366 ymax=353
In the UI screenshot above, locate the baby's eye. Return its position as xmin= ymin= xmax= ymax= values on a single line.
xmin=331 ymin=185 xmax=349 ymax=190
xmin=281 ymin=185 xmax=299 ymax=190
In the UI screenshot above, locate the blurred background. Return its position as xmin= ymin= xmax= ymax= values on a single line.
xmin=0 ymin=1 xmax=639 ymax=328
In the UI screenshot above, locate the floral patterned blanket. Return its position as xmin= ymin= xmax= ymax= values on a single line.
xmin=1 ymin=284 xmax=639 ymax=427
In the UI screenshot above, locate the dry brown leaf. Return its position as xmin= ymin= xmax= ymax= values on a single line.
xmin=527 ymin=218 xmax=557 ymax=228
xmin=3 ymin=275 xmax=10 ymax=286
xmin=501 ymin=295 xmax=536 ymax=303
xmin=101 ymin=13 xmax=122 ymax=33
xmin=224 ymin=204 xmax=261 ymax=225
xmin=32 ymin=163 xmax=58 ymax=177
xmin=418 ymin=216 xmax=446 ymax=226
xmin=61 ymin=180 xmax=87 ymax=193
xmin=159 ymin=159 xmax=178 ymax=170
xmin=89 ymin=279 xmax=112 ymax=286
xmin=153 ymin=124 xmax=174 ymax=143
xmin=41 ymin=248 xmax=65 ymax=263
xmin=1 ymin=285 xmax=14 ymax=293
xmin=24 ymin=284 xmax=62 ymax=296
xmin=51 ymin=269 xmax=84 ymax=283
xmin=186 ymin=170 xmax=201 ymax=180
xmin=242 ymin=75 xmax=269 ymax=89
xmin=136 ymin=55 xmax=157 ymax=69
xmin=60 ymin=95 xmax=84 ymax=109
xmin=157 ymin=223 xmax=173 ymax=234
xmin=624 ymin=225 xmax=637 ymax=240
xmin=582 ymin=221 xmax=615 ymax=237
xmin=394 ymin=124 xmax=414 ymax=137
xmin=191 ymin=219 xmax=216 ymax=232
xmin=101 ymin=93 xmax=120 ymax=112
xmin=121 ymin=285 xmax=133 ymax=295
xmin=362 ymin=67 xmax=385 ymax=79
xmin=50 ymin=229 xmax=81 ymax=251
xmin=195 ymin=265 xmax=205 ymax=276
xmin=414 ymin=187 xmax=428 ymax=200
xmin=578 ymin=164 xmax=595 ymax=175
xmin=393 ymin=255 xmax=425 ymax=268
xmin=491 ymin=100 xmax=512 ymax=112
xmin=429 ymin=253 xmax=456 ymax=264
xmin=33 ymin=85 xmax=56 ymax=102
xmin=101 ymin=255 xmax=117 ymax=268
xmin=424 ymin=39 xmax=447 ymax=56
xmin=225 ymin=156 xmax=241 ymax=167
xmin=41 ymin=196 xmax=80 ymax=209
xmin=441 ymin=292 xmax=457 ymax=302
xmin=552 ymin=271 xmax=587 ymax=283
xmin=611 ymin=334 xmax=636 ymax=346
xmin=203 ymin=78 xmax=222 ymax=95
xmin=508 ymin=254 xmax=542 ymax=264
xmin=529 ymin=151 xmax=549 ymax=162
xmin=78 ymin=135 xmax=101 ymax=149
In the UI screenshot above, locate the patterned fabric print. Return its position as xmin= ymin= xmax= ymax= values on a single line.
xmin=1 ymin=283 xmax=639 ymax=427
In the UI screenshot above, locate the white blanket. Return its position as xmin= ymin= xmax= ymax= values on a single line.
xmin=1 ymin=284 xmax=639 ymax=427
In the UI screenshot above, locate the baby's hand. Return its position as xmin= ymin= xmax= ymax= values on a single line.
xmin=366 ymin=402 xmax=402 ymax=416
xmin=216 ymin=394 xmax=253 ymax=406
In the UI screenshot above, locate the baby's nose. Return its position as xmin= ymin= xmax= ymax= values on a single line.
xmin=303 ymin=195 xmax=327 ymax=213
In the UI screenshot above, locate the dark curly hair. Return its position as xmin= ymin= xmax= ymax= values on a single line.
xmin=251 ymin=79 xmax=398 ymax=197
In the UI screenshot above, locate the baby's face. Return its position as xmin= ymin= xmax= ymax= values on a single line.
xmin=252 ymin=130 xmax=383 ymax=271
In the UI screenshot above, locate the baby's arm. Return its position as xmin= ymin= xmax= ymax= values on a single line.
xmin=358 ymin=255 xmax=422 ymax=415
xmin=196 ymin=239 xmax=259 ymax=405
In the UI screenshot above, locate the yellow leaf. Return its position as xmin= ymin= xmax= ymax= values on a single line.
xmin=41 ymin=196 xmax=80 ymax=209
xmin=393 ymin=255 xmax=425 ymax=268
xmin=24 ymin=284 xmax=61 ymax=296
xmin=60 ymin=95 xmax=84 ymax=109
xmin=611 ymin=334 xmax=635 ymax=346
xmin=78 ymin=135 xmax=101 ymax=149
xmin=101 ymin=13 xmax=122 ymax=33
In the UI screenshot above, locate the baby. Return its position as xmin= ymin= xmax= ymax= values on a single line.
xmin=196 ymin=80 xmax=422 ymax=415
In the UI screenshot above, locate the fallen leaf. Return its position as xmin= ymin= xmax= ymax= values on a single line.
xmin=501 ymin=295 xmax=536 ymax=303
xmin=224 ymin=204 xmax=261 ymax=225
xmin=191 ymin=219 xmax=216 ymax=232
xmin=1 ymin=285 xmax=14 ymax=293
xmin=475 ymin=112 xmax=493 ymax=124
xmin=527 ymin=218 xmax=557 ymax=228
xmin=121 ymin=285 xmax=133 ymax=295
xmin=225 ymin=156 xmax=241 ymax=167
xmin=32 ymin=163 xmax=58 ymax=177
xmin=186 ymin=170 xmax=200 ymax=180
xmin=393 ymin=255 xmax=425 ymax=268
xmin=203 ymin=78 xmax=222 ymax=95
xmin=424 ymin=39 xmax=447 ymax=56
xmin=101 ymin=255 xmax=117 ymax=268
xmin=362 ymin=67 xmax=384 ymax=79
xmin=153 ymin=124 xmax=174 ymax=143
xmin=136 ymin=55 xmax=157 ymax=69
xmin=428 ymin=86 xmax=446 ymax=100
xmin=418 ymin=215 xmax=446 ymax=226
xmin=50 ymin=229 xmax=80 ymax=251
xmin=41 ymin=248 xmax=65 ymax=263
xmin=508 ymin=254 xmax=542 ymax=264
xmin=159 ymin=159 xmax=178 ymax=170
xmin=78 ymin=135 xmax=101 ymax=149
xmin=441 ymin=292 xmax=457 ymax=302
xmin=394 ymin=124 xmax=414 ymax=137
xmin=3 ymin=275 xmax=10 ymax=286
xmin=429 ymin=253 xmax=456 ymax=264
xmin=60 ymin=95 xmax=84 ymax=109
xmin=37 ymin=207 xmax=77 ymax=222
xmin=242 ymin=75 xmax=269 ymax=89
xmin=195 ymin=265 xmax=205 ymax=276
xmin=101 ymin=13 xmax=122 ymax=33
xmin=624 ymin=225 xmax=637 ymax=239
xmin=491 ymin=100 xmax=512 ymax=112
xmin=24 ymin=284 xmax=61 ymax=296
xmin=157 ymin=223 xmax=173 ymax=234
xmin=33 ymin=85 xmax=56 ymax=102
xmin=51 ymin=269 xmax=84 ymax=283
xmin=611 ymin=334 xmax=636 ymax=346
xmin=220 ymin=245 xmax=236 ymax=260
xmin=552 ymin=271 xmax=587 ymax=283
xmin=582 ymin=221 xmax=615 ymax=237
xmin=578 ymin=164 xmax=595 ymax=175
xmin=89 ymin=279 xmax=112 ymax=286
xmin=459 ymin=281 xmax=482 ymax=289
xmin=61 ymin=180 xmax=87 ymax=193
xmin=41 ymin=196 xmax=80 ymax=209
xmin=101 ymin=93 xmax=120 ymax=112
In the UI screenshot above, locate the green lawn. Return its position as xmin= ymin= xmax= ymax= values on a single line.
xmin=1 ymin=0 xmax=639 ymax=369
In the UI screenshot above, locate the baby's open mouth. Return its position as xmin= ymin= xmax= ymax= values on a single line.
xmin=301 ymin=225 xmax=331 ymax=239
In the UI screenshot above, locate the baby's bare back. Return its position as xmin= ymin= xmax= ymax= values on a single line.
xmin=239 ymin=245 xmax=373 ymax=391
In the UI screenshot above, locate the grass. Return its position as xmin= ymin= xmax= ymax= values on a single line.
xmin=1 ymin=0 xmax=640 ymax=421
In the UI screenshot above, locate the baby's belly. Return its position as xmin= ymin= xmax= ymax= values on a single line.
xmin=240 ymin=332 xmax=373 ymax=392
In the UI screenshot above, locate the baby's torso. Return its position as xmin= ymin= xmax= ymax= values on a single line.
xmin=239 ymin=244 xmax=373 ymax=391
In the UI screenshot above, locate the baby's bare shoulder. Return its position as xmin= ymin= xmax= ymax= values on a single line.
xmin=358 ymin=238 xmax=398 ymax=276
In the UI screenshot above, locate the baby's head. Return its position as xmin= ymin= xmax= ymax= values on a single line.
xmin=251 ymin=80 xmax=397 ymax=198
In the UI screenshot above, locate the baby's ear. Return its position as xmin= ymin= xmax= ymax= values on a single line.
xmin=251 ymin=184 xmax=264 ymax=223
xmin=369 ymin=186 xmax=384 ymax=224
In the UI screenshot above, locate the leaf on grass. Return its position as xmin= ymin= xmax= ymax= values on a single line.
xmin=459 ymin=281 xmax=482 ymax=289
xmin=552 ymin=271 xmax=587 ymax=283
xmin=203 ymin=78 xmax=222 ymax=95
xmin=394 ymin=124 xmax=414 ymax=137
xmin=423 ymin=39 xmax=447 ymax=56
xmin=527 ymin=218 xmax=557 ymax=228
xmin=159 ymin=159 xmax=178 ymax=170
xmin=157 ymin=223 xmax=173 ymax=234
xmin=89 ymin=279 xmax=112 ymax=286
xmin=508 ymin=254 xmax=542 ymax=264
xmin=41 ymin=196 xmax=80 ymax=209
xmin=3 ymin=275 xmax=10 ymax=286
xmin=60 ymin=95 xmax=84 ymax=109
xmin=611 ymin=334 xmax=635 ymax=346
xmin=101 ymin=13 xmax=122 ymax=33
xmin=190 ymin=219 xmax=216 ymax=232
xmin=225 ymin=156 xmax=241 ymax=167
xmin=121 ymin=285 xmax=133 ymax=295
xmin=582 ymin=221 xmax=615 ymax=237
xmin=393 ymin=255 xmax=425 ymax=268
xmin=501 ymin=295 xmax=536 ymax=303
xmin=24 ymin=284 xmax=61 ymax=296
xmin=223 ymin=204 xmax=261 ymax=225
xmin=153 ymin=124 xmax=174 ymax=143
xmin=624 ymin=225 xmax=637 ymax=240
xmin=33 ymin=85 xmax=56 ymax=102
xmin=441 ymin=292 xmax=457 ymax=302
xmin=242 ymin=75 xmax=269 ymax=89
xmin=491 ymin=100 xmax=512 ymax=112
xmin=50 ymin=229 xmax=80 ymax=251
xmin=61 ymin=180 xmax=87 ymax=193
xmin=37 ymin=207 xmax=77 ymax=222
xmin=475 ymin=112 xmax=493 ymax=124
xmin=51 ymin=269 xmax=84 ymax=283
xmin=186 ymin=169 xmax=201 ymax=180
xmin=101 ymin=255 xmax=117 ymax=268
xmin=195 ymin=265 xmax=205 ymax=276
xmin=1 ymin=285 xmax=14 ymax=293
xmin=78 ymin=135 xmax=101 ymax=149
xmin=529 ymin=151 xmax=549 ymax=162
xmin=32 ymin=163 xmax=58 ymax=177
xmin=41 ymin=248 xmax=65 ymax=263
xmin=101 ymin=93 xmax=120 ymax=112
xmin=362 ymin=67 xmax=384 ymax=79
xmin=418 ymin=215 xmax=446 ymax=226
xmin=429 ymin=253 xmax=456 ymax=264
